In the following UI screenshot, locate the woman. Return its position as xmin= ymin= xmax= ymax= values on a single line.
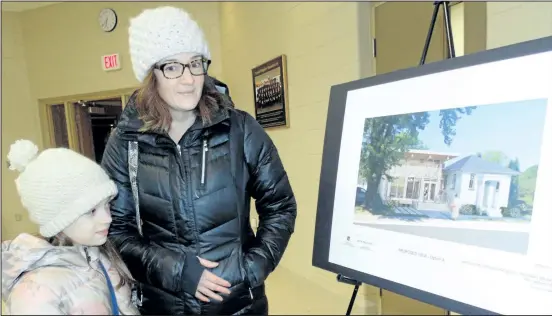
xmin=3 ymin=140 xmax=139 ymax=315
xmin=101 ymin=6 xmax=297 ymax=315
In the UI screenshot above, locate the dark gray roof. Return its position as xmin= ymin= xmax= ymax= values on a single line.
xmin=443 ymin=155 xmax=520 ymax=175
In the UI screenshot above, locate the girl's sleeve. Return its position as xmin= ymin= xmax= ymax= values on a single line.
xmin=6 ymin=276 xmax=64 ymax=315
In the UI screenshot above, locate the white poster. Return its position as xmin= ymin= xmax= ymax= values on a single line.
xmin=327 ymin=50 xmax=552 ymax=315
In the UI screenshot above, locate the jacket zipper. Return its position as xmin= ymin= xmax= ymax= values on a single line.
xmin=176 ymin=139 xmax=201 ymax=255
xmin=200 ymin=138 xmax=208 ymax=187
xmin=171 ymin=143 xmax=184 ymax=244
xmin=84 ymin=247 xmax=106 ymax=283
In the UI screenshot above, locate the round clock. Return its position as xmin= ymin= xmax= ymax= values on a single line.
xmin=99 ymin=8 xmax=117 ymax=32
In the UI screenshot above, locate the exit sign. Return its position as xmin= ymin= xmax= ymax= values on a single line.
xmin=102 ymin=53 xmax=121 ymax=71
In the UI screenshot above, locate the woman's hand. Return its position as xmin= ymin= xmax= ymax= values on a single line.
xmin=195 ymin=257 xmax=232 ymax=302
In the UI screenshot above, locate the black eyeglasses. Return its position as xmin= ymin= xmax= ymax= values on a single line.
xmin=154 ymin=57 xmax=211 ymax=79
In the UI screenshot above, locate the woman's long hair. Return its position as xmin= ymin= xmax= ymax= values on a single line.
xmin=135 ymin=69 xmax=235 ymax=133
xmin=46 ymin=234 xmax=134 ymax=290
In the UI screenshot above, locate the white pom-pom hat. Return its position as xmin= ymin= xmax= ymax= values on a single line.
xmin=128 ymin=6 xmax=211 ymax=83
xmin=7 ymin=140 xmax=118 ymax=237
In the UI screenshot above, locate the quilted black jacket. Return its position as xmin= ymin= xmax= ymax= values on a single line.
xmin=101 ymin=94 xmax=297 ymax=315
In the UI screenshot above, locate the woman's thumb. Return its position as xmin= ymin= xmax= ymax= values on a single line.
xmin=197 ymin=256 xmax=219 ymax=268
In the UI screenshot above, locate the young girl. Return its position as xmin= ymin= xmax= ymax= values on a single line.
xmin=1 ymin=139 xmax=140 ymax=315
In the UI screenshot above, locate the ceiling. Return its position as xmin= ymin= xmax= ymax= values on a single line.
xmin=1 ymin=2 xmax=59 ymax=12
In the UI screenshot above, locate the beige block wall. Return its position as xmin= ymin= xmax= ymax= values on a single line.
xmin=1 ymin=12 xmax=41 ymax=240
xmin=19 ymin=1 xmax=223 ymax=100
xmin=487 ymin=2 xmax=552 ymax=49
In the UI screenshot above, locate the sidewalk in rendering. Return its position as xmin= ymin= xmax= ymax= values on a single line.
xmin=353 ymin=213 xmax=531 ymax=232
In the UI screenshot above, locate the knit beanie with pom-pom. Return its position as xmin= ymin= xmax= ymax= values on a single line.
xmin=6 ymin=140 xmax=118 ymax=237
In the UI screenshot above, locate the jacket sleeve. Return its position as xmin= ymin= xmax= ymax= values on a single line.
xmin=101 ymin=131 xmax=204 ymax=295
xmin=242 ymin=113 xmax=297 ymax=288
xmin=6 ymin=277 xmax=64 ymax=315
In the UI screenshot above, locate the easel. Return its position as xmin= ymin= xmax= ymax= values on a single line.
xmin=339 ymin=2 xmax=455 ymax=315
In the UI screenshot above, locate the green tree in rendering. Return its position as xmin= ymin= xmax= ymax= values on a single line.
xmin=481 ymin=150 xmax=510 ymax=166
xmin=507 ymin=158 xmax=520 ymax=207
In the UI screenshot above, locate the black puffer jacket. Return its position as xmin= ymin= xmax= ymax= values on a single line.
xmin=101 ymin=95 xmax=297 ymax=315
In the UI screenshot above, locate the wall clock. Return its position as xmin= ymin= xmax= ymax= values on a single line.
xmin=99 ymin=8 xmax=117 ymax=33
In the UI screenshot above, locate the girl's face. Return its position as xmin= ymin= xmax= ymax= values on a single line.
xmin=63 ymin=196 xmax=114 ymax=246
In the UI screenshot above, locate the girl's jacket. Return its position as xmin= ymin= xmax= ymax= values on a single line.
xmin=1 ymin=233 xmax=139 ymax=315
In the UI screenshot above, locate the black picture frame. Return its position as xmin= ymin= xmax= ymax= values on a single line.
xmin=312 ymin=36 xmax=552 ymax=315
xmin=251 ymin=55 xmax=290 ymax=129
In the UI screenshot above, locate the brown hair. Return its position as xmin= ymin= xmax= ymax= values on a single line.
xmin=135 ymin=70 xmax=234 ymax=133
xmin=45 ymin=233 xmax=134 ymax=290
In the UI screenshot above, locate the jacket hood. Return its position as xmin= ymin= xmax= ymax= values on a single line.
xmin=115 ymin=91 xmax=143 ymax=134
xmin=1 ymin=233 xmax=98 ymax=299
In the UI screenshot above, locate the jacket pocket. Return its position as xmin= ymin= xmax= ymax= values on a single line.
xmin=239 ymin=250 xmax=260 ymax=301
xmin=206 ymin=248 xmax=244 ymax=288
xmin=242 ymin=252 xmax=265 ymax=302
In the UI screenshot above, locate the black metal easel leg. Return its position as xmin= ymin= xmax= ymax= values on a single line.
xmin=420 ymin=1 xmax=455 ymax=66
xmin=420 ymin=1 xmax=442 ymax=66
xmin=346 ymin=284 xmax=360 ymax=316
xmin=337 ymin=274 xmax=363 ymax=315
xmin=442 ymin=1 xmax=456 ymax=58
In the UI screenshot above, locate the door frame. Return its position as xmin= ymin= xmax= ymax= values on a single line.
xmin=370 ymin=1 xmax=384 ymax=75
xmin=38 ymin=87 xmax=137 ymax=151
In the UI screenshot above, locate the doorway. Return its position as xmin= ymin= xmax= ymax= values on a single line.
xmin=405 ymin=177 xmax=421 ymax=200
xmin=73 ymin=98 xmax=123 ymax=163
xmin=423 ymin=180 xmax=438 ymax=202
xmin=40 ymin=89 xmax=134 ymax=164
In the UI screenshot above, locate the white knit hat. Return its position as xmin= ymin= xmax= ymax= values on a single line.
xmin=128 ymin=6 xmax=211 ymax=83
xmin=7 ymin=140 xmax=118 ymax=238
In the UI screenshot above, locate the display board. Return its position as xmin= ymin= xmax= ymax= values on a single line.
xmin=312 ymin=36 xmax=552 ymax=315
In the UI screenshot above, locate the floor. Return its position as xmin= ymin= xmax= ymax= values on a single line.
xmin=265 ymin=266 xmax=447 ymax=315
xmin=265 ymin=267 xmax=380 ymax=315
